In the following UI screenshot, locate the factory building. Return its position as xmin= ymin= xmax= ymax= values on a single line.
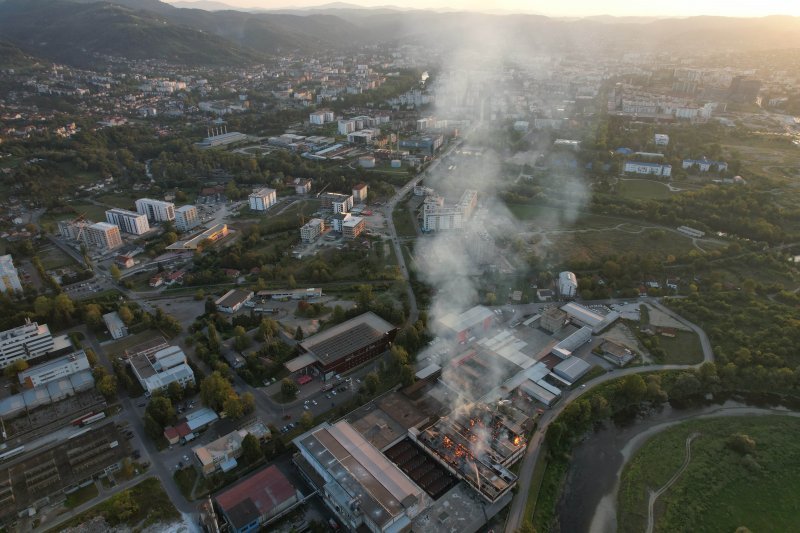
xmin=552 ymin=356 xmax=592 ymax=385
xmin=289 ymin=312 xmax=396 ymax=380
xmin=105 ymin=208 xmax=150 ymax=235
xmin=18 ymin=349 xmax=90 ymax=389
xmin=539 ymin=307 xmax=567 ymax=333
xmin=103 ymin=311 xmax=128 ymax=340
xmin=436 ymin=305 xmax=495 ymax=343
xmin=215 ymin=289 xmax=254 ymax=314
xmin=175 ymin=205 xmax=200 ymax=232
xmin=129 ymin=344 xmax=195 ymax=395
xmin=561 ymin=302 xmax=620 ymax=333
xmin=248 ymin=188 xmax=277 ymax=211
xmin=135 ymin=198 xmax=176 ymax=222
xmin=293 ymin=421 xmax=428 ymax=533
xmin=215 ymin=465 xmax=301 ymax=533
xmin=550 ymin=326 xmax=592 ymax=359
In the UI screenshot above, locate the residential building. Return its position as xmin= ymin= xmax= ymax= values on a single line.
xmin=0 ymin=255 xmax=22 ymax=294
xmin=248 ymin=188 xmax=277 ymax=211
xmin=654 ymin=133 xmax=669 ymax=146
xmin=215 ymin=289 xmax=254 ymax=314
xmin=342 ymin=216 xmax=366 ymax=239
xmin=330 ymin=212 xmax=351 ymax=233
xmin=18 ymin=349 xmax=89 ymax=389
xmin=103 ymin=311 xmax=128 ymax=340
xmin=300 ymin=218 xmax=325 ymax=243
xmin=728 ymin=76 xmax=762 ymax=103
xmin=422 ymin=189 xmax=478 ymax=232
xmin=337 ymin=119 xmax=356 ymax=135
xmin=175 ymin=205 xmax=200 ymax=232
xmin=623 ymin=161 xmax=672 ymax=177
xmin=347 ymin=129 xmax=375 ymax=144
xmin=116 ymin=255 xmax=135 ymax=269
xmin=309 ymin=109 xmax=334 ymax=125
xmin=0 ymin=320 xmax=54 ymax=368
xmin=135 ymin=198 xmax=176 ymax=222
xmin=193 ymin=422 xmax=270 ymax=476
xmin=215 ymin=465 xmax=300 ymax=533
xmin=399 ymin=135 xmax=443 ymax=155
xmin=352 ymin=183 xmax=368 ymax=202
xmin=129 ymin=345 xmax=195 ymax=395
xmin=682 ymin=158 xmax=728 ymax=173
xmin=105 ymin=208 xmax=150 ymax=235
xmin=293 ymin=178 xmax=312 ymax=195
xmin=320 ymin=192 xmax=353 ymax=214
xmin=289 ymin=312 xmax=396 ymax=379
xmin=558 ymin=271 xmax=578 ymax=299
xmin=293 ymin=421 xmax=426 ymax=532
xmin=85 ymin=222 xmax=123 ymax=250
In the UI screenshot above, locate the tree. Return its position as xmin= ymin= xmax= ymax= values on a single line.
xmin=364 ymin=372 xmax=379 ymax=395
xmin=194 ymin=289 xmax=205 ymax=301
xmin=118 ymin=305 xmax=134 ymax=325
xmin=234 ymin=332 xmax=252 ymax=352
xmin=83 ymin=303 xmax=104 ymax=329
xmin=400 ymin=365 xmax=415 ymax=387
xmin=200 ymin=371 xmax=235 ymax=411
xmin=727 ymin=433 xmax=757 ymax=455
xmin=241 ymin=433 xmax=262 ymax=464
xmin=167 ymin=381 xmax=184 ymax=403
xmin=207 ymin=323 xmax=221 ymax=353
xmin=294 ymin=326 xmax=304 ymax=341
xmin=223 ymin=396 xmax=244 ymax=419
xmin=163 ymin=232 xmax=178 ymax=246
xmin=97 ymin=375 xmax=118 ymax=400
xmin=4 ymin=359 xmax=28 ymax=379
xmin=241 ymin=392 xmax=255 ymax=414
xmin=389 ymin=345 xmax=409 ymax=370
xmin=54 ymin=293 xmax=76 ymax=322
xmin=300 ymin=410 xmax=315 ymax=430
xmin=281 ymin=378 xmax=298 ymax=401
xmin=145 ymin=395 xmax=175 ymax=428
xmin=34 ymin=295 xmax=52 ymax=318
xmin=619 ymin=374 xmax=647 ymax=404
xmin=258 ymin=318 xmax=279 ymax=342
xmin=288 ymin=274 xmax=297 ymax=289
xmin=110 ymin=264 xmax=122 ymax=281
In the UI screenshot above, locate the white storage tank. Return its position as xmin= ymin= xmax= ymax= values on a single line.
xmin=358 ymin=156 xmax=376 ymax=168
xmin=391 ymin=159 xmax=402 ymax=168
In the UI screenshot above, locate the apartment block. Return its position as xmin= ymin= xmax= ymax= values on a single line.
xmin=0 ymin=320 xmax=54 ymax=368
xmin=135 ymin=198 xmax=176 ymax=222
xmin=85 ymin=222 xmax=123 ymax=250
xmin=320 ymin=192 xmax=353 ymax=214
xmin=300 ymin=218 xmax=325 ymax=243
xmin=105 ymin=208 xmax=150 ymax=235
xmin=248 ymin=188 xmax=277 ymax=211
xmin=352 ymin=183 xmax=368 ymax=203
xmin=175 ymin=205 xmax=200 ymax=232
xmin=422 ymin=190 xmax=478 ymax=232
xmin=18 ymin=349 xmax=90 ymax=388
xmin=342 ymin=216 xmax=366 ymax=239
xmin=0 ymin=255 xmax=23 ymax=294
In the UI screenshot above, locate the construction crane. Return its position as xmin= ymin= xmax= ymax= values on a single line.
xmin=315 ymin=182 xmax=330 ymax=198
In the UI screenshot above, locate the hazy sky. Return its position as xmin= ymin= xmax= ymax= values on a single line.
xmin=170 ymin=0 xmax=800 ymax=17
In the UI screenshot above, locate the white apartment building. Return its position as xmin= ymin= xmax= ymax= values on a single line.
xmin=85 ymin=222 xmax=123 ymax=250
xmin=248 ymin=188 xmax=277 ymax=211
xmin=337 ymin=119 xmax=356 ymax=135
xmin=309 ymin=110 xmax=334 ymax=124
xmin=0 ymin=320 xmax=54 ymax=368
xmin=135 ymin=198 xmax=176 ymax=222
xmin=129 ymin=345 xmax=195 ymax=395
xmin=105 ymin=208 xmax=150 ymax=235
xmin=422 ymin=190 xmax=478 ymax=232
xmin=654 ymin=133 xmax=670 ymax=146
xmin=0 ymin=255 xmax=23 ymax=294
xmin=18 ymin=349 xmax=90 ymax=388
xmin=175 ymin=205 xmax=200 ymax=232
xmin=300 ymin=218 xmax=325 ymax=243
xmin=320 ymin=192 xmax=353 ymax=214
xmin=623 ymin=161 xmax=672 ymax=177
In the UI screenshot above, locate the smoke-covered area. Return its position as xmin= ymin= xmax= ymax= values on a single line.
xmin=409 ymin=19 xmax=591 ymax=410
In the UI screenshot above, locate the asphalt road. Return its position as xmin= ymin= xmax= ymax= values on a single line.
xmin=503 ymin=298 xmax=715 ymax=533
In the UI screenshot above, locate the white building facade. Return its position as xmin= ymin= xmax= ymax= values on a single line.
xmin=105 ymin=208 xmax=150 ymax=235
xmin=175 ymin=205 xmax=200 ymax=232
xmin=0 ymin=255 xmax=23 ymax=294
xmin=135 ymin=198 xmax=176 ymax=222
xmin=248 ymin=188 xmax=277 ymax=211
xmin=0 ymin=321 xmax=54 ymax=368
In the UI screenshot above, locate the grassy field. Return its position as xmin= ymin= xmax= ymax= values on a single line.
xmin=37 ymin=243 xmax=79 ymax=270
xmin=656 ymin=330 xmax=704 ymax=365
xmin=64 ymin=483 xmax=99 ymax=508
xmin=392 ymin=204 xmax=418 ymax=238
xmin=94 ymin=193 xmax=139 ymax=210
xmin=53 ymin=477 xmax=180 ymax=531
xmin=40 ymin=203 xmax=109 ymax=226
xmin=618 ymin=415 xmax=800 ymax=533
xmin=617 ymin=179 xmax=675 ymax=200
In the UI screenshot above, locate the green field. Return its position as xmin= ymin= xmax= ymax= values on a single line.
xmin=617 ymin=179 xmax=675 ymax=200
xmin=656 ymin=330 xmax=704 ymax=365
xmin=40 ymin=203 xmax=109 ymax=226
xmin=618 ymin=415 xmax=800 ymax=533
xmin=392 ymin=205 xmax=418 ymax=238
xmin=37 ymin=243 xmax=79 ymax=270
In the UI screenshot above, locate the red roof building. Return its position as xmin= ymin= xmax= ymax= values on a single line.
xmin=215 ymin=465 xmax=299 ymax=533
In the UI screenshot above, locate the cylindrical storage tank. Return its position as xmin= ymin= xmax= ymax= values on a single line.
xmin=358 ymin=156 xmax=376 ymax=168
xmin=391 ymin=159 xmax=401 ymax=168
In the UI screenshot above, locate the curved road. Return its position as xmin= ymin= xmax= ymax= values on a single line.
xmin=504 ymin=298 xmax=714 ymax=533
xmin=646 ymin=432 xmax=699 ymax=533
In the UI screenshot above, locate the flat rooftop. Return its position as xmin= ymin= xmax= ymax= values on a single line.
xmin=347 ymin=391 xmax=429 ymax=451
xmin=299 ymin=312 xmax=394 ymax=367
xmin=215 ymin=289 xmax=252 ymax=308
xmin=295 ymin=421 xmax=425 ymax=529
